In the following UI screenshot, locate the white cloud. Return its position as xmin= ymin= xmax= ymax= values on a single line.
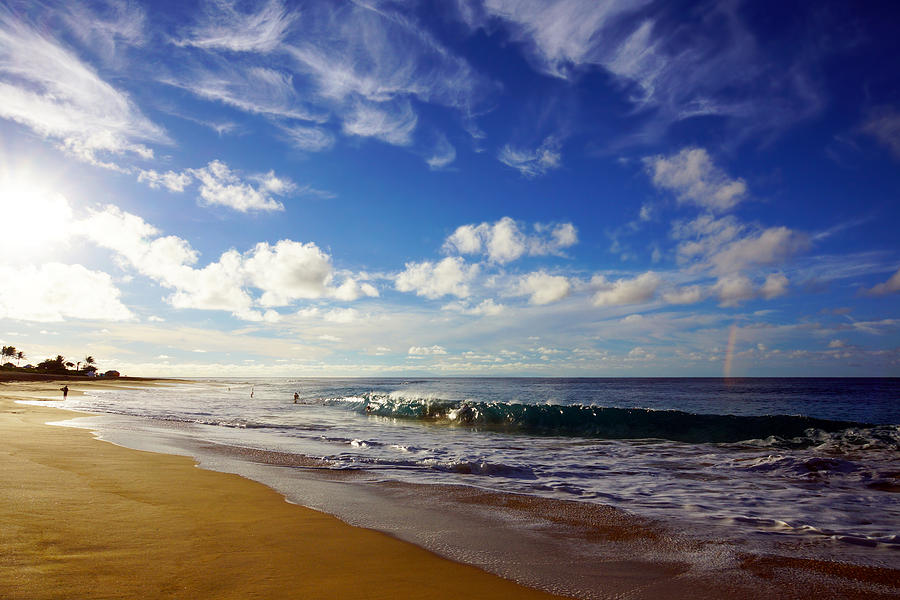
xmin=712 ymin=275 xmax=756 ymax=307
xmin=517 ymin=272 xmax=571 ymax=305
xmin=866 ymin=268 xmax=900 ymax=296
xmin=167 ymin=64 xmax=322 ymax=122
xmin=191 ymin=160 xmax=287 ymax=212
xmin=645 ymin=148 xmax=747 ymax=212
xmin=137 ymin=169 xmax=193 ymax=192
xmin=395 ymin=257 xmax=479 ymax=299
xmin=0 ymin=9 xmax=166 ymax=165
xmin=178 ymin=0 xmax=296 ymax=53
xmin=282 ymin=124 xmax=335 ymax=152
xmin=860 ymin=107 xmax=900 ymax=160
xmin=761 ymin=273 xmax=789 ymax=299
xmin=442 ymin=298 xmax=506 ymax=316
xmin=75 ymin=205 xmax=371 ymax=318
xmin=444 ymin=217 xmax=577 ymax=263
xmin=323 ymin=308 xmax=359 ymax=323
xmin=342 ymin=100 xmax=418 ymax=146
xmin=592 ymin=271 xmax=660 ymax=306
xmin=408 ymin=345 xmax=447 ymax=356
xmin=662 ymin=285 xmax=704 ymax=305
xmin=709 ymin=227 xmax=808 ymax=275
xmin=673 ymin=214 xmax=808 ymax=276
xmin=498 ymin=137 xmax=561 ymax=177
xmin=243 ymin=240 xmax=332 ymax=306
xmin=0 ymin=263 xmax=133 ymax=322
xmin=427 ymin=134 xmax=457 ymax=169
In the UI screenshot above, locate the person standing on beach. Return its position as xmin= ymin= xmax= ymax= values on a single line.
xmin=60 ymin=385 xmax=68 ymax=399
xmin=293 ymin=392 xmax=299 ymax=404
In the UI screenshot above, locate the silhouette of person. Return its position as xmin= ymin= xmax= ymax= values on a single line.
xmin=250 ymin=387 xmax=254 ymax=398
xmin=293 ymin=392 xmax=299 ymax=404
xmin=60 ymin=385 xmax=68 ymax=399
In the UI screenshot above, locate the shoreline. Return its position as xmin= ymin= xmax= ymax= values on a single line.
xmin=3 ymin=379 xmax=898 ymax=599
xmin=0 ymin=379 xmax=564 ymax=600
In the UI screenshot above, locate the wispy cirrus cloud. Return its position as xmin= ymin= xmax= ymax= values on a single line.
xmin=162 ymin=0 xmax=496 ymax=163
xmin=460 ymin=0 xmax=824 ymax=142
xmin=177 ymin=0 xmax=296 ymax=53
xmin=0 ymin=7 xmax=167 ymax=167
xmin=498 ymin=137 xmax=562 ymax=177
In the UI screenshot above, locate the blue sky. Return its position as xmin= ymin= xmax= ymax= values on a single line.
xmin=1 ymin=0 xmax=898 ymax=377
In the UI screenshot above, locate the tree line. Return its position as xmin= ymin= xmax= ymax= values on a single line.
xmin=2 ymin=346 xmax=101 ymax=375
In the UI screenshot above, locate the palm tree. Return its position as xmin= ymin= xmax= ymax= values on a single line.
xmin=84 ymin=356 xmax=95 ymax=370
xmin=1 ymin=346 xmax=15 ymax=364
xmin=65 ymin=361 xmax=75 ymax=371
xmin=16 ymin=351 xmax=24 ymax=366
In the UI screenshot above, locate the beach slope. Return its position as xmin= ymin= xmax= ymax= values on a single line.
xmin=0 ymin=381 xmax=562 ymax=600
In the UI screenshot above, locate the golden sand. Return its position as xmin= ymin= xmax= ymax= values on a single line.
xmin=0 ymin=379 xmax=563 ymax=600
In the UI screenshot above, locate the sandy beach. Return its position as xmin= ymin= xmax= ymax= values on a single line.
xmin=0 ymin=378 xmax=562 ymax=600
xmin=2 ymin=377 xmax=898 ymax=600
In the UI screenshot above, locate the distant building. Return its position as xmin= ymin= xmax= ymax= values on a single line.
xmin=103 ymin=370 xmax=121 ymax=378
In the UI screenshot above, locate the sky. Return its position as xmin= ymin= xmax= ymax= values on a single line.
xmin=0 ymin=0 xmax=898 ymax=377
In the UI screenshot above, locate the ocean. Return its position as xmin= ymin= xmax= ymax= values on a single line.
xmin=38 ymin=377 xmax=900 ymax=597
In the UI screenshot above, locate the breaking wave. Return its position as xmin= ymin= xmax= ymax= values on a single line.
xmin=323 ymin=392 xmax=899 ymax=447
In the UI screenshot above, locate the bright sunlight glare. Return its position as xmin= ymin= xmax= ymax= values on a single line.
xmin=0 ymin=173 xmax=73 ymax=256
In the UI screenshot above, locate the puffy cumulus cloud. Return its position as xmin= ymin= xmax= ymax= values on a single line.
xmin=761 ymin=273 xmax=789 ymax=299
xmin=0 ymin=8 xmax=166 ymax=166
xmin=395 ymin=257 xmax=479 ymax=299
xmin=673 ymin=214 xmax=808 ymax=276
xmin=191 ymin=160 xmax=287 ymax=212
xmin=408 ymin=345 xmax=447 ymax=356
xmin=137 ymin=160 xmax=326 ymax=212
xmin=444 ymin=217 xmax=577 ymax=264
xmin=516 ymin=271 xmax=571 ymax=305
xmin=243 ymin=241 xmax=332 ymax=306
xmin=592 ymin=272 xmax=660 ymax=306
xmin=662 ymin=285 xmax=704 ymax=305
xmin=645 ymin=148 xmax=747 ymax=212
xmin=866 ymin=268 xmax=900 ymax=296
xmin=331 ymin=278 xmax=379 ymax=302
xmin=498 ymin=137 xmax=561 ymax=177
xmin=0 ymin=263 xmax=132 ymax=322
xmin=75 ymin=205 xmax=374 ymax=318
xmin=709 ymin=227 xmax=808 ymax=276
xmin=177 ymin=0 xmax=296 ymax=53
xmin=712 ymin=274 xmax=756 ymax=307
xmin=137 ymin=169 xmax=193 ymax=192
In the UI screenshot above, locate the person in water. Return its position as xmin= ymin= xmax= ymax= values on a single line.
xmin=60 ymin=385 xmax=68 ymax=399
xmin=293 ymin=392 xmax=299 ymax=404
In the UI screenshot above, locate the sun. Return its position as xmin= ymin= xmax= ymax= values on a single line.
xmin=0 ymin=172 xmax=73 ymax=257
